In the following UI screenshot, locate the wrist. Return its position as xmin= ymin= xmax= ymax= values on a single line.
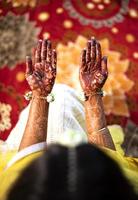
xmin=32 ymin=90 xmax=49 ymax=97
xmin=84 ymin=89 xmax=103 ymax=101
xmin=24 ymin=91 xmax=54 ymax=103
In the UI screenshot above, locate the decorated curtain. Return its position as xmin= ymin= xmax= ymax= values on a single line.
xmin=0 ymin=0 xmax=138 ymax=140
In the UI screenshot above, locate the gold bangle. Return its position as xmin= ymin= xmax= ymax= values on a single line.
xmin=91 ymin=127 xmax=107 ymax=135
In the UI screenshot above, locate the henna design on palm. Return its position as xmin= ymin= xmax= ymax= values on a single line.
xmin=79 ymin=38 xmax=108 ymax=95
xmin=26 ymin=39 xmax=57 ymax=96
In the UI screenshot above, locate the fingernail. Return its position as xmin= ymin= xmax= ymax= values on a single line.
xmin=43 ymin=39 xmax=47 ymax=43
xmin=26 ymin=56 xmax=31 ymax=60
xmin=87 ymin=41 xmax=91 ymax=47
xmin=91 ymin=38 xmax=96 ymax=45
xmin=103 ymin=56 xmax=107 ymax=62
xmin=47 ymin=40 xmax=51 ymax=46
xmin=104 ymin=56 xmax=107 ymax=60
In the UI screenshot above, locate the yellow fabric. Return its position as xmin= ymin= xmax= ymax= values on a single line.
xmin=0 ymin=151 xmax=17 ymax=174
xmin=102 ymin=148 xmax=138 ymax=193
xmin=108 ymin=125 xmax=124 ymax=155
xmin=0 ymin=151 xmax=42 ymax=200
xmin=104 ymin=125 xmax=138 ymax=193
xmin=0 ymin=150 xmax=137 ymax=200
xmin=0 ymin=124 xmax=123 ymax=173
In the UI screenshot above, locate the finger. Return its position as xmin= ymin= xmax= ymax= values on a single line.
xmin=91 ymin=37 xmax=96 ymax=67
xmin=34 ymin=63 xmax=44 ymax=78
xmin=52 ymin=49 xmax=57 ymax=69
xmin=47 ymin=40 xmax=52 ymax=64
xmin=86 ymin=40 xmax=91 ymax=64
xmin=96 ymin=41 xmax=102 ymax=69
xmin=41 ymin=39 xmax=47 ymax=62
xmin=26 ymin=56 xmax=33 ymax=76
xmin=80 ymin=49 xmax=86 ymax=72
xmin=101 ymin=56 xmax=108 ymax=76
xmin=34 ymin=71 xmax=42 ymax=80
xmin=31 ymin=48 xmax=35 ymax=66
xmin=35 ymin=40 xmax=42 ymax=63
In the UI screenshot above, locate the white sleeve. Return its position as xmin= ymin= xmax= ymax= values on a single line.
xmin=6 ymin=84 xmax=87 ymax=148
xmin=6 ymin=142 xmax=46 ymax=169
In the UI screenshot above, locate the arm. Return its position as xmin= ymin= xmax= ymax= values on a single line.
xmin=79 ymin=38 xmax=115 ymax=150
xmin=19 ymin=39 xmax=57 ymax=151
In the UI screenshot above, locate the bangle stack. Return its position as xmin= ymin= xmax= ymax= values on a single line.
xmin=24 ymin=91 xmax=55 ymax=103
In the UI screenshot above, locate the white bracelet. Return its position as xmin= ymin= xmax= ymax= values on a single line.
xmin=24 ymin=91 xmax=55 ymax=103
xmin=24 ymin=91 xmax=32 ymax=101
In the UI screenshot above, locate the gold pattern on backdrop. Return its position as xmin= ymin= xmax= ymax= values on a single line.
xmin=0 ymin=12 xmax=40 ymax=68
xmin=63 ymin=0 xmax=129 ymax=28
xmin=6 ymin=0 xmax=37 ymax=7
xmin=0 ymin=102 xmax=12 ymax=132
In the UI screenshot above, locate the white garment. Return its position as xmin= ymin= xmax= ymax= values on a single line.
xmin=6 ymin=142 xmax=46 ymax=169
xmin=6 ymin=84 xmax=87 ymax=149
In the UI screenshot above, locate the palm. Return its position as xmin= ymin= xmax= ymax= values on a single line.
xmin=26 ymin=40 xmax=56 ymax=96
xmin=80 ymin=69 xmax=106 ymax=93
xmin=79 ymin=38 xmax=108 ymax=95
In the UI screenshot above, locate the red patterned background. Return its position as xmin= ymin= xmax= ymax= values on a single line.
xmin=0 ymin=0 xmax=138 ymax=141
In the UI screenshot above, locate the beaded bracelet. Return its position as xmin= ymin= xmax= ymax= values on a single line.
xmin=24 ymin=91 xmax=55 ymax=103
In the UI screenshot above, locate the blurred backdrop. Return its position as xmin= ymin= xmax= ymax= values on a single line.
xmin=0 ymin=0 xmax=138 ymax=140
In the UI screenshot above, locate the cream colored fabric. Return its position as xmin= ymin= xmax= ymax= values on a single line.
xmin=6 ymin=84 xmax=87 ymax=149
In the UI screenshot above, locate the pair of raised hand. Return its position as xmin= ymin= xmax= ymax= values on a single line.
xmin=26 ymin=38 xmax=108 ymax=98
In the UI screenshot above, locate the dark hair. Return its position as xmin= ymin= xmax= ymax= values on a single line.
xmin=8 ymin=144 xmax=137 ymax=200
xmin=124 ymin=132 xmax=138 ymax=157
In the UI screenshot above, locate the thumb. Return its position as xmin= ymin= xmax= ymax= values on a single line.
xmin=101 ymin=56 xmax=108 ymax=76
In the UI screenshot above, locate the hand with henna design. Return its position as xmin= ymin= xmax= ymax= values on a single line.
xmin=19 ymin=39 xmax=57 ymax=150
xmin=79 ymin=38 xmax=108 ymax=95
xmin=80 ymin=38 xmax=115 ymax=150
xmin=26 ymin=39 xmax=57 ymax=96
